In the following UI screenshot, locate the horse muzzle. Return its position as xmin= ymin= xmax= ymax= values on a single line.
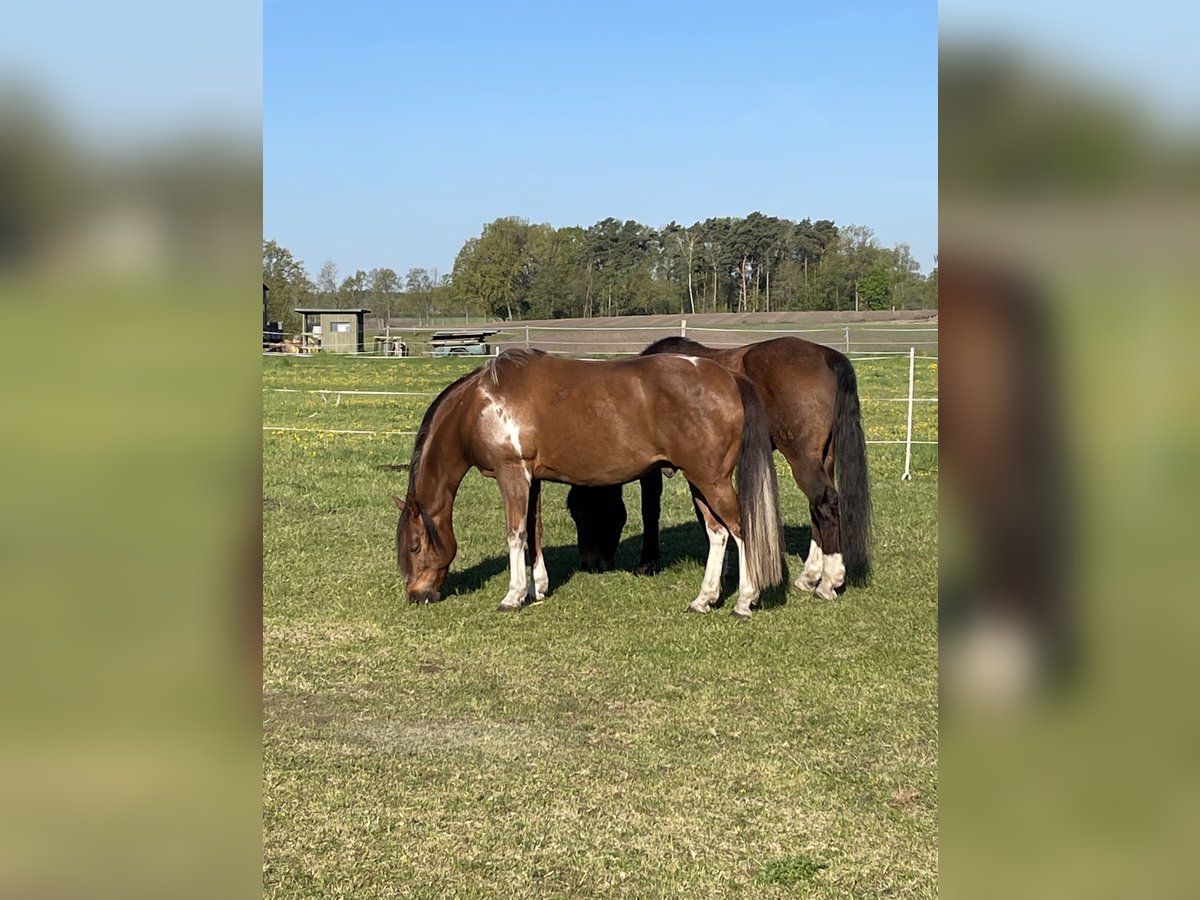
xmin=407 ymin=589 xmax=442 ymax=604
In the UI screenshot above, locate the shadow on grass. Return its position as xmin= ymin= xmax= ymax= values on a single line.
xmin=444 ymin=521 xmax=812 ymax=610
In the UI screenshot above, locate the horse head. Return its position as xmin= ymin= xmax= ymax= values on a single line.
xmin=566 ymin=484 xmax=626 ymax=573
xmin=395 ymin=495 xmax=457 ymax=603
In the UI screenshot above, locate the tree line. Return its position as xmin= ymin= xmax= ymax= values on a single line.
xmin=264 ymin=213 xmax=937 ymax=330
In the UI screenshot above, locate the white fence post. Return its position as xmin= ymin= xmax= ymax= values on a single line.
xmin=681 ymin=318 xmax=687 ymax=338
xmin=902 ymin=346 xmax=916 ymax=481
xmin=525 ymin=326 xmax=530 ymax=349
xmin=844 ymin=326 xmax=850 ymax=354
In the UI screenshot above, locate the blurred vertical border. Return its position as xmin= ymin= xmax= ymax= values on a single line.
xmin=941 ymin=4 xmax=1200 ymax=897
xmin=0 ymin=2 xmax=261 ymax=898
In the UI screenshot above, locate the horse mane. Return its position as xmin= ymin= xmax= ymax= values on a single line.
xmin=640 ymin=336 xmax=715 ymax=357
xmin=483 ymin=347 xmax=547 ymax=384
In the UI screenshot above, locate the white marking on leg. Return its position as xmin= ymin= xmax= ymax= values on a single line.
xmin=796 ymin=540 xmax=823 ymax=591
xmin=815 ymin=551 xmax=844 ymax=601
xmin=689 ymin=524 xmax=727 ymax=613
xmin=531 ymin=552 xmax=549 ymax=601
xmin=732 ymin=533 xmax=759 ymax=618
xmin=824 ymin=552 xmax=845 ymax=590
xmin=499 ymin=529 xmax=528 ymax=609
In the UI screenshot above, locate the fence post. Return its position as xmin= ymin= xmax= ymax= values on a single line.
xmin=844 ymin=326 xmax=850 ymax=355
xmin=525 ymin=326 xmax=530 ymax=349
xmin=681 ymin=318 xmax=687 ymax=338
xmin=902 ymin=346 xmax=915 ymax=481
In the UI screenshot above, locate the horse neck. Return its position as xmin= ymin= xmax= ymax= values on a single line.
xmin=410 ymin=407 xmax=471 ymax=520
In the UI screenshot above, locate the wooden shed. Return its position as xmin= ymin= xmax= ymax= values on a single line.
xmin=293 ymin=307 xmax=372 ymax=354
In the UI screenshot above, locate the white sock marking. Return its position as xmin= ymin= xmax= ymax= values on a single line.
xmin=797 ymin=539 xmax=823 ymax=591
xmin=499 ymin=530 xmax=528 ymax=609
xmin=733 ymin=533 xmax=758 ymax=618
xmin=689 ymin=524 xmax=727 ymax=612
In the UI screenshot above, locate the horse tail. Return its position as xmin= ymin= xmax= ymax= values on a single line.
xmin=735 ymin=375 xmax=785 ymax=589
xmin=829 ymin=350 xmax=873 ymax=585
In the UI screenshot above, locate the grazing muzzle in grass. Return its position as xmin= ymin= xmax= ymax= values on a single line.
xmin=567 ymin=484 xmax=626 ymax=573
xmin=395 ymin=495 xmax=454 ymax=603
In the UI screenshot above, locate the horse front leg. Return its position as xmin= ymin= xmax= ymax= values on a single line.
xmin=497 ymin=468 xmax=532 ymax=612
xmin=634 ymin=470 xmax=663 ymax=575
xmin=527 ymin=477 xmax=548 ymax=602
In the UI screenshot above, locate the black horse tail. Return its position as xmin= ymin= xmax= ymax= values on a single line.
xmin=829 ymin=350 xmax=873 ymax=585
xmin=735 ymin=375 xmax=785 ymax=589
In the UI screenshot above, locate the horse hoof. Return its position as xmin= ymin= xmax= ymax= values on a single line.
xmin=794 ymin=576 xmax=819 ymax=592
xmin=686 ymin=603 xmax=710 ymax=614
xmin=497 ymin=601 xmax=522 ymax=612
xmin=814 ymin=584 xmax=838 ymax=601
xmin=634 ymin=561 xmax=661 ymax=576
xmin=730 ymin=610 xmax=752 ymax=621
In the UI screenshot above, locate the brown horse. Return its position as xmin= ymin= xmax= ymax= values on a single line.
xmin=396 ymin=349 xmax=784 ymax=617
xmin=568 ymin=336 xmax=872 ymax=600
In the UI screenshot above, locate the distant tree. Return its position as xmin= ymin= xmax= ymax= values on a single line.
xmin=696 ymin=217 xmax=734 ymax=312
xmin=339 ymin=270 xmax=369 ymax=311
xmin=316 ymin=260 xmax=340 ymax=306
xmin=452 ymin=217 xmax=534 ymax=320
xmin=525 ymin=225 xmax=585 ymax=319
xmin=825 ymin=224 xmax=885 ymax=311
xmin=262 ymin=239 xmax=313 ymax=331
xmin=405 ymin=267 xmax=437 ymax=323
xmin=369 ymin=267 xmax=401 ymax=330
xmin=858 ymin=263 xmax=893 ymax=310
xmin=660 ymin=222 xmax=698 ymax=314
xmin=889 ymin=242 xmax=926 ymax=309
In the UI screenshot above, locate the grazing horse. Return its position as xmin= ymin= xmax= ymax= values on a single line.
xmin=395 ymin=349 xmax=784 ymax=618
xmin=567 ymin=336 xmax=872 ymax=600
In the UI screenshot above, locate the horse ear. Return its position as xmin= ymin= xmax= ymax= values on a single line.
xmin=392 ymin=495 xmax=405 ymax=510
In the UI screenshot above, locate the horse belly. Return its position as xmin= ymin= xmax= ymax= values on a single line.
xmin=530 ymin=430 xmax=662 ymax=486
xmin=531 ymin=454 xmax=660 ymax=487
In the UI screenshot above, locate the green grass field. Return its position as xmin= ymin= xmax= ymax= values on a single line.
xmin=263 ymin=352 xmax=938 ymax=898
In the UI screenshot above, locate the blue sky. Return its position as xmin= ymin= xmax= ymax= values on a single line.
xmin=265 ymin=0 xmax=938 ymax=279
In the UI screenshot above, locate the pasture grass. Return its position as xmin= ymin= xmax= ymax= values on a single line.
xmin=263 ymin=353 xmax=937 ymax=898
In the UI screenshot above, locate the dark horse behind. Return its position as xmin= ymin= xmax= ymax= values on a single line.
xmin=568 ymin=336 xmax=872 ymax=600
xmin=395 ymin=349 xmax=785 ymax=618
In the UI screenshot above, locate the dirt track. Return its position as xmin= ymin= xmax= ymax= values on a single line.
xmin=488 ymin=309 xmax=938 ymax=356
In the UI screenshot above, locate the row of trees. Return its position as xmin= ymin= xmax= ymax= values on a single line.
xmin=264 ymin=213 xmax=936 ymax=329
xmin=263 ymin=240 xmax=451 ymax=330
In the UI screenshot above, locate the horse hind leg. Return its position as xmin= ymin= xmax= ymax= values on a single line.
xmin=787 ymin=455 xmax=825 ymax=592
xmin=814 ymin=488 xmax=845 ymax=601
xmin=790 ymin=455 xmax=843 ymax=600
xmin=729 ymin=530 xmax=759 ymax=620
xmin=688 ymin=481 xmax=759 ymax=619
xmin=796 ymin=531 xmax=824 ymax=593
xmin=686 ymin=489 xmax=728 ymax=615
